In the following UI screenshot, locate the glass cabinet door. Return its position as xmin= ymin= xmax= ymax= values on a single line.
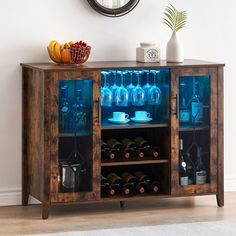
xmin=58 ymin=80 xmax=93 ymax=193
xmin=171 ymin=68 xmax=217 ymax=195
xmin=51 ymin=76 xmax=100 ymax=202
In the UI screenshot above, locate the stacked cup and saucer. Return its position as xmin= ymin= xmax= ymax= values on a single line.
xmin=108 ymin=112 xmax=130 ymax=124
xmin=131 ymin=111 xmax=152 ymax=123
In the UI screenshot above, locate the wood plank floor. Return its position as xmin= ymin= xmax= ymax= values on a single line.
xmin=0 ymin=192 xmax=236 ymax=235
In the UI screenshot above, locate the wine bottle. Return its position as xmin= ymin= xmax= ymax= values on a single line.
xmin=107 ymin=138 xmax=122 ymax=149
xmin=134 ymin=171 xmax=159 ymax=193
xmin=101 ymin=141 xmax=116 ymax=160
xmin=120 ymin=149 xmax=131 ymax=159
xmin=72 ymin=89 xmax=87 ymax=132
xmin=134 ymin=137 xmax=159 ymax=158
xmin=185 ymin=152 xmax=195 ymax=184
xmin=107 ymin=173 xmax=130 ymax=195
xmin=179 ymin=139 xmax=188 ymax=186
xmin=179 ymin=82 xmax=190 ymax=124
xmin=121 ymin=172 xmax=145 ymax=194
xmin=106 ymin=139 xmax=131 ymax=159
xmin=107 ymin=138 xmax=122 ymax=158
xmin=195 ymin=147 xmax=207 ymax=184
xmin=191 ymin=78 xmax=203 ymax=124
xmin=121 ymin=138 xmax=144 ymax=158
xmin=101 ymin=175 xmax=115 ymax=196
xmin=59 ymin=86 xmax=70 ymax=133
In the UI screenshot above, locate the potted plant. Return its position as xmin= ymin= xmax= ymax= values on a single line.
xmin=163 ymin=4 xmax=187 ymax=63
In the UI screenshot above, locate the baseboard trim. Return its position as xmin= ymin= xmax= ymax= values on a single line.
xmin=0 ymin=177 xmax=235 ymax=206
xmin=0 ymin=188 xmax=40 ymax=206
xmin=224 ymin=177 xmax=236 ymax=192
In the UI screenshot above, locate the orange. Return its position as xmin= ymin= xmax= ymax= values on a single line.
xmin=61 ymin=49 xmax=72 ymax=64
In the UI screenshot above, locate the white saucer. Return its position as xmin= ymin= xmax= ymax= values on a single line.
xmin=108 ymin=118 xmax=130 ymax=124
xmin=131 ymin=117 xmax=152 ymax=123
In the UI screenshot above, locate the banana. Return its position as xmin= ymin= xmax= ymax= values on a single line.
xmin=48 ymin=40 xmax=61 ymax=63
xmin=63 ymin=42 xmax=71 ymax=49
xmin=48 ymin=40 xmax=57 ymax=52
xmin=53 ymin=42 xmax=62 ymax=62
xmin=68 ymin=41 xmax=74 ymax=46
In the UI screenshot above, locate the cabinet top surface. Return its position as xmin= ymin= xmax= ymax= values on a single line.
xmin=21 ymin=59 xmax=225 ymax=72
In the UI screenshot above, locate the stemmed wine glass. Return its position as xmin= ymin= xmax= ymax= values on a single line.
xmin=115 ymin=71 xmax=129 ymax=107
xmin=148 ymin=70 xmax=162 ymax=105
xmin=101 ymin=71 xmax=112 ymax=107
xmin=142 ymin=70 xmax=152 ymax=102
xmin=126 ymin=70 xmax=135 ymax=105
xmin=110 ymin=70 xmax=119 ymax=103
xmin=131 ymin=70 xmax=145 ymax=106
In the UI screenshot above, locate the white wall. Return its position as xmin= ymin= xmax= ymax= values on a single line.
xmin=0 ymin=0 xmax=235 ymax=205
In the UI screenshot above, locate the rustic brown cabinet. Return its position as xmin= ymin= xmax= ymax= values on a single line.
xmin=21 ymin=60 xmax=224 ymax=219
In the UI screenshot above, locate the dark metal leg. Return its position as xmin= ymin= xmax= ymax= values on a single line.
xmin=120 ymin=201 xmax=125 ymax=208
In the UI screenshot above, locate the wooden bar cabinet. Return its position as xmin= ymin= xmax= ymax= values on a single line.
xmin=21 ymin=60 xmax=224 ymax=219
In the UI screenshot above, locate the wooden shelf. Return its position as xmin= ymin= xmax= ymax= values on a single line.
xmin=179 ymin=125 xmax=210 ymax=132
xmin=101 ymin=158 xmax=169 ymax=167
xmin=101 ymin=193 xmax=170 ymax=201
xmin=101 ymin=121 xmax=169 ymax=130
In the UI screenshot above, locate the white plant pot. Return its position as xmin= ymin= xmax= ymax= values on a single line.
xmin=166 ymin=32 xmax=184 ymax=63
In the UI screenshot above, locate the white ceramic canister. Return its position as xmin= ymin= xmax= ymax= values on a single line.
xmin=136 ymin=42 xmax=160 ymax=63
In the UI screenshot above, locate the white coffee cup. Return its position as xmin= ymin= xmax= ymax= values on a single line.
xmin=135 ymin=111 xmax=151 ymax=120
xmin=113 ymin=112 xmax=129 ymax=121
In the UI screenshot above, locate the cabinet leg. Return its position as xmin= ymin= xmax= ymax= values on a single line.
xmin=216 ymin=193 xmax=224 ymax=207
xmin=22 ymin=192 xmax=29 ymax=206
xmin=120 ymin=201 xmax=125 ymax=208
xmin=42 ymin=202 xmax=50 ymax=219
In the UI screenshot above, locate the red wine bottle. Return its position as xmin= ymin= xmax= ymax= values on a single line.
xmin=101 ymin=175 xmax=115 ymax=196
xmin=121 ymin=138 xmax=144 ymax=158
xmin=120 ymin=148 xmax=132 ymax=159
xmin=106 ymin=139 xmax=131 ymax=159
xmin=101 ymin=141 xmax=116 ymax=160
xmin=107 ymin=173 xmax=130 ymax=195
xmin=134 ymin=171 xmax=159 ymax=193
xmin=134 ymin=137 xmax=159 ymax=158
xmin=121 ymin=172 xmax=145 ymax=194
xmin=107 ymin=139 xmax=122 ymax=149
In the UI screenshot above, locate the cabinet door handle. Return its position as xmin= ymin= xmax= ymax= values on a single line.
xmin=172 ymin=94 xmax=179 ymax=119
xmin=176 ymin=94 xmax=179 ymax=119
xmin=95 ymin=98 xmax=100 ymax=123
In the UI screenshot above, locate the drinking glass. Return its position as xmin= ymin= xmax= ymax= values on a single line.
xmin=148 ymin=70 xmax=162 ymax=105
xmin=101 ymin=71 xmax=112 ymax=107
xmin=115 ymin=71 xmax=129 ymax=107
xmin=126 ymin=70 xmax=135 ymax=104
xmin=131 ymin=71 xmax=145 ymax=106
xmin=142 ymin=70 xmax=152 ymax=102
xmin=110 ymin=70 xmax=119 ymax=103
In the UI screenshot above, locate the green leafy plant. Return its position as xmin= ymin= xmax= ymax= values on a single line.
xmin=163 ymin=4 xmax=187 ymax=32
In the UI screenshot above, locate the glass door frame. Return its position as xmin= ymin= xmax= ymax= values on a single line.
xmin=170 ymin=67 xmax=218 ymax=195
xmin=48 ymin=70 xmax=101 ymax=203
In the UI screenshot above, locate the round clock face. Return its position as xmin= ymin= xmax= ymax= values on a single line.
xmin=146 ymin=49 xmax=159 ymax=60
xmin=87 ymin=0 xmax=140 ymax=17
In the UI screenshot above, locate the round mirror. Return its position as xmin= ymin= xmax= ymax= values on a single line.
xmin=87 ymin=0 xmax=140 ymax=17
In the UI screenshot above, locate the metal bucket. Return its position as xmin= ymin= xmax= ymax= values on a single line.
xmin=60 ymin=162 xmax=81 ymax=192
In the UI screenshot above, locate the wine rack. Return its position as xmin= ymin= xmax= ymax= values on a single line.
xmin=21 ymin=60 xmax=224 ymax=219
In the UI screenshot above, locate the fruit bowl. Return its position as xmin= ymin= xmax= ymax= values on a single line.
xmin=47 ymin=40 xmax=91 ymax=64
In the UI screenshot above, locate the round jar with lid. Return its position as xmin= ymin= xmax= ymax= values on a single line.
xmin=136 ymin=42 xmax=160 ymax=63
